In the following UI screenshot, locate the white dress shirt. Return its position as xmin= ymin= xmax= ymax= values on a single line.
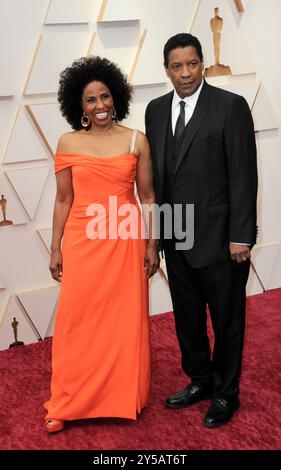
xmin=171 ymin=80 xmax=204 ymax=135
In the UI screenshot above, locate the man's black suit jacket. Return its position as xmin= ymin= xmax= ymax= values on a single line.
xmin=145 ymin=80 xmax=258 ymax=268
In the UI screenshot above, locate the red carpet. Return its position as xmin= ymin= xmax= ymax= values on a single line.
xmin=0 ymin=288 xmax=281 ymax=450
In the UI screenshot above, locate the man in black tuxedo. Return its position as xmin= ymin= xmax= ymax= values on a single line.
xmin=145 ymin=33 xmax=257 ymax=428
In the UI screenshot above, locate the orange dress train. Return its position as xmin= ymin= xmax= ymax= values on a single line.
xmin=44 ymin=143 xmax=151 ymax=421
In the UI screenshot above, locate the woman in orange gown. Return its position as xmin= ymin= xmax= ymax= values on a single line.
xmin=44 ymin=57 xmax=159 ymax=432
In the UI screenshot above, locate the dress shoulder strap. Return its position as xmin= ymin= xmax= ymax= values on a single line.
xmin=129 ymin=129 xmax=138 ymax=154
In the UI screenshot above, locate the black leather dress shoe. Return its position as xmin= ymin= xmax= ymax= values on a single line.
xmin=165 ymin=383 xmax=212 ymax=409
xmin=204 ymin=397 xmax=240 ymax=428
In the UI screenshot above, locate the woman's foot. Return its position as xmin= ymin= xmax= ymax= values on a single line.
xmin=45 ymin=418 xmax=64 ymax=433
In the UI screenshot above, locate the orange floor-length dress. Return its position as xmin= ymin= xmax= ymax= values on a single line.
xmin=44 ymin=142 xmax=151 ymax=421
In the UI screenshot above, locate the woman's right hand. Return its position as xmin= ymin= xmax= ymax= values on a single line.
xmin=49 ymin=250 xmax=63 ymax=282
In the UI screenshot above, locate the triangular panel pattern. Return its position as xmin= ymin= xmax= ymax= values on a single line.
xmin=45 ymin=307 xmax=58 ymax=338
xmin=5 ymin=167 xmax=50 ymax=220
xmin=0 ymin=2 xmax=16 ymax=96
xmin=17 ymin=286 xmax=60 ymax=339
xmin=0 ymin=100 xmax=18 ymax=161
xmin=3 ymin=107 xmax=50 ymax=164
xmin=131 ymin=29 xmax=167 ymax=86
xmin=149 ymin=270 xmax=172 ymax=316
xmin=98 ymin=0 xmax=142 ymax=22
xmin=252 ymin=83 xmax=279 ymax=132
xmin=45 ymin=0 xmax=92 ymax=24
xmin=268 ymin=245 xmax=281 ymax=290
xmin=130 ymin=0 xmax=198 ymax=85
xmin=24 ymin=32 xmax=92 ymax=95
xmin=28 ymin=103 xmax=71 ymax=155
xmin=37 ymin=228 xmax=52 ymax=254
xmin=91 ymin=23 xmax=140 ymax=76
xmin=247 ymin=244 xmax=280 ymax=295
xmin=247 ymin=266 xmax=264 ymax=296
xmin=124 ymin=83 xmax=168 ymax=130
xmin=205 ymin=78 xmax=260 ymax=110
xmin=0 ymin=296 xmax=39 ymax=351
xmin=0 ymin=292 xmax=9 ymax=325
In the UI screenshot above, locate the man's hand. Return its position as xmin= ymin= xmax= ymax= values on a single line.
xmin=229 ymin=243 xmax=251 ymax=263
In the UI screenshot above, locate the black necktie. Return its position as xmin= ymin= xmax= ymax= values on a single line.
xmin=174 ymin=100 xmax=186 ymax=141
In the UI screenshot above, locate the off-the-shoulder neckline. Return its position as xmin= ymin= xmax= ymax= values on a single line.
xmin=55 ymin=152 xmax=137 ymax=160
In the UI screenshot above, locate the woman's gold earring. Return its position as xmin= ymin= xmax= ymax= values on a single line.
xmin=112 ymin=109 xmax=117 ymax=121
xmin=81 ymin=111 xmax=91 ymax=128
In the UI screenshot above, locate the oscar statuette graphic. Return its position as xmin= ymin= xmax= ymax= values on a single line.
xmin=204 ymin=7 xmax=232 ymax=77
xmin=9 ymin=317 xmax=24 ymax=348
xmin=0 ymin=194 xmax=13 ymax=227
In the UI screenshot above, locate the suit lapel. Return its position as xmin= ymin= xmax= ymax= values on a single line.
xmin=174 ymin=81 xmax=211 ymax=175
xmin=155 ymin=92 xmax=173 ymax=186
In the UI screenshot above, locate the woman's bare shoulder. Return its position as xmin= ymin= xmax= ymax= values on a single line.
xmin=115 ymin=124 xmax=146 ymax=141
xmin=56 ymin=131 xmax=81 ymax=153
xmin=135 ymin=129 xmax=146 ymax=141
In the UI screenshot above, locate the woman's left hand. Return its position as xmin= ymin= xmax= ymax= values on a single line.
xmin=144 ymin=244 xmax=160 ymax=278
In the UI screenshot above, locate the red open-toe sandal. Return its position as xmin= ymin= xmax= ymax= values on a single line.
xmin=45 ymin=418 xmax=65 ymax=433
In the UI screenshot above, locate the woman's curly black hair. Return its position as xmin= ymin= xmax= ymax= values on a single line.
xmin=57 ymin=56 xmax=132 ymax=130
